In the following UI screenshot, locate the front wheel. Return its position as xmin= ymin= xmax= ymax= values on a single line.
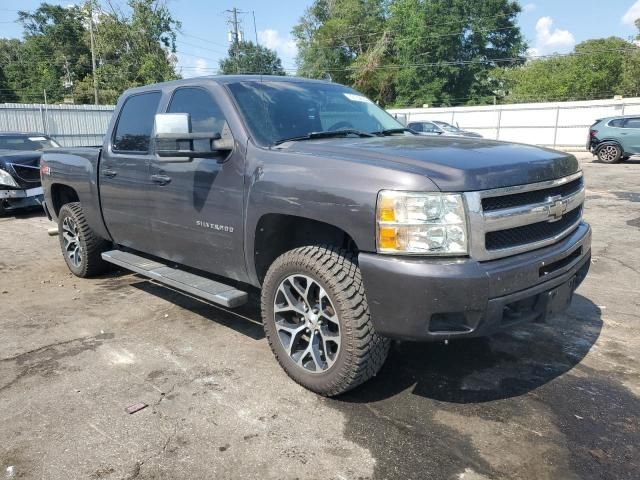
xmin=261 ymin=246 xmax=390 ymax=396
xmin=597 ymin=144 xmax=622 ymax=163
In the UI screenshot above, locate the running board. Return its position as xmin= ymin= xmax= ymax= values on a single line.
xmin=101 ymin=250 xmax=248 ymax=308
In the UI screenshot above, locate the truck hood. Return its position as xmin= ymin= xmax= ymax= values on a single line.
xmin=278 ymin=136 xmax=579 ymax=191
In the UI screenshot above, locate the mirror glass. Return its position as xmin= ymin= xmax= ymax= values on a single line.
xmin=155 ymin=113 xmax=191 ymax=135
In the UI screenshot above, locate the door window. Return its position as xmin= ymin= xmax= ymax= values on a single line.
xmin=408 ymin=123 xmax=423 ymax=132
xmin=623 ymin=118 xmax=640 ymax=129
xmin=167 ymin=87 xmax=231 ymax=151
xmin=112 ymin=92 xmax=161 ymax=153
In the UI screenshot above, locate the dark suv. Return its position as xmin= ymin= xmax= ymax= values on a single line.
xmin=588 ymin=116 xmax=640 ymax=163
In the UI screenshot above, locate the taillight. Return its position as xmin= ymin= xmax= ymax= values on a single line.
xmin=590 ymin=130 xmax=598 ymax=137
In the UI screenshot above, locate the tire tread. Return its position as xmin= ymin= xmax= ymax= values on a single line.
xmin=261 ymin=245 xmax=390 ymax=396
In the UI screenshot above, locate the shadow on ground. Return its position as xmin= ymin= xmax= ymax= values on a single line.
xmin=340 ymin=294 xmax=602 ymax=404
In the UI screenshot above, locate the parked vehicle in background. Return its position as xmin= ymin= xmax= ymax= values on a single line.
xmin=433 ymin=120 xmax=483 ymax=138
xmin=0 ymin=132 xmax=60 ymax=215
xmin=407 ymin=120 xmax=482 ymax=138
xmin=588 ymin=116 xmax=640 ymax=163
xmin=407 ymin=120 xmax=445 ymax=135
xmin=41 ymin=76 xmax=590 ymax=396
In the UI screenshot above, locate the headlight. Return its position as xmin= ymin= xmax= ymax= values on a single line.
xmin=0 ymin=168 xmax=19 ymax=188
xmin=376 ymin=191 xmax=468 ymax=255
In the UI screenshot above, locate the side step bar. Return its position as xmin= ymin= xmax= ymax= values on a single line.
xmin=101 ymin=250 xmax=248 ymax=308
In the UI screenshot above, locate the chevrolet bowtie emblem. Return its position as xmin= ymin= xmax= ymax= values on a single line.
xmin=547 ymin=195 xmax=567 ymax=221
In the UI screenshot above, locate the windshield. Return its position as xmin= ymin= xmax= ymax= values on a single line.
xmin=0 ymin=135 xmax=60 ymax=151
xmin=227 ymin=80 xmax=403 ymax=145
xmin=433 ymin=121 xmax=462 ymax=133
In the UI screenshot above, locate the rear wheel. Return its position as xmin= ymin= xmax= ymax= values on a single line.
xmin=261 ymin=246 xmax=390 ymax=396
xmin=58 ymin=202 xmax=110 ymax=277
xmin=597 ymin=144 xmax=622 ymax=163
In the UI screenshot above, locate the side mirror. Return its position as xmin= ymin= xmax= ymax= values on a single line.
xmin=153 ymin=113 xmax=232 ymax=162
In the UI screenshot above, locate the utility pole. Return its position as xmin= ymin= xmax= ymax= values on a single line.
xmin=225 ymin=8 xmax=245 ymax=73
xmin=88 ymin=0 xmax=98 ymax=104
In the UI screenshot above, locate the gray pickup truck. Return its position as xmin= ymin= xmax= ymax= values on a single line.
xmin=41 ymin=76 xmax=591 ymax=396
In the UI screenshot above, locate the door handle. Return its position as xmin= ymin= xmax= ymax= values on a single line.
xmin=151 ymin=174 xmax=172 ymax=185
xmin=102 ymin=169 xmax=117 ymax=178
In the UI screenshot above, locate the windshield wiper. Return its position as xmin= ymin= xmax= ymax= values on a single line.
xmin=274 ymin=129 xmax=375 ymax=145
xmin=372 ymin=128 xmax=415 ymax=136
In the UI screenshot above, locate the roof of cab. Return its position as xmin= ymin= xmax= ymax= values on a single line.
xmin=122 ymin=75 xmax=334 ymax=97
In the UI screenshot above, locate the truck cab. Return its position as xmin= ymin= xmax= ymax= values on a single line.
xmin=41 ymin=76 xmax=591 ymax=396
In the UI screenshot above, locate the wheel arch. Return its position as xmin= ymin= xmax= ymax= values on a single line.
xmin=50 ymin=183 xmax=80 ymax=216
xmin=252 ymin=213 xmax=359 ymax=285
xmin=594 ymin=139 xmax=624 ymax=153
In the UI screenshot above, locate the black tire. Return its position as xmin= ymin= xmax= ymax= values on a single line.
xmin=597 ymin=144 xmax=622 ymax=163
xmin=58 ymin=202 xmax=110 ymax=277
xmin=261 ymin=245 xmax=390 ymax=396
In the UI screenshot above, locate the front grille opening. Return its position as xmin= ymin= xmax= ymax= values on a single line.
xmin=539 ymin=247 xmax=582 ymax=277
xmin=12 ymin=165 xmax=41 ymax=183
xmin=482 ymin=177 xmax=583 ymax=212
xmin=485 ymin=207 xmax=582 ymax=251
xmin=429 ymin=312 xmax=474 ymax=333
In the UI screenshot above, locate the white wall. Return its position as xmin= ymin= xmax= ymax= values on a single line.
xmin=388 ymin=97 xmax=640 ymax=149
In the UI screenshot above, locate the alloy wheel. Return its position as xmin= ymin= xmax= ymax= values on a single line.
xmin=62 ymin=216 xmax=83 ymax=268
xmin=273 ymin=274 xmax=341 ymax=373
xmin=600 ymin=145 xmax=619 ymax=162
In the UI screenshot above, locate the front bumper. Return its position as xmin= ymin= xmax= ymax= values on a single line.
xmin=359 ymin=222 xmax=591 ymax=341
xmin=0 ymin=186 xmax=44 ymax=210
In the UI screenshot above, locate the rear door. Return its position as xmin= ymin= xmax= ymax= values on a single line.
xmin=622 ymin=117 xmax=640 ymax=153
xmin=147 ymin=86 xmax=246 ymax=280
xmin=99 ymin=91 xmax=161 ymax=252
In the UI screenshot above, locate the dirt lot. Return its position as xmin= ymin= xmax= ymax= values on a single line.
xmin=1 ymin=152 xmax=638 ymax=480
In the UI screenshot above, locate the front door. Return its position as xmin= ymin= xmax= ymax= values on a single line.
xmin=147 ymin=86 xmax=246 ymax=281
xmin=622 ymin=117 xmax=640 ymax=154
xmin=99 ymin=91 xmax=161 ymax=253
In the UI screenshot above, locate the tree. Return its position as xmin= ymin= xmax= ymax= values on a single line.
xmin=219 ymin=41 xmax=285 ymax=75
xmin=13 ymin=3 xmax=92 ymax=103
xmin=620 ymin=19 xmax=640 ymax=97
xmin=0 ymin=0 xmax=181 ymax=104
xmin=496 ymin=37 xmax=639 ymax=102
xmin=292 ymin=0 xmax=388 ymax=100
xmin=292 ymin=0 xmax=526 ymax=107
xmin=0 ymin=39 xmax=23 ymax=102
xmin=388 ymin=0 xmax=525 ymax=107
xmin=75 ymin=0 xmax=181 ymax=104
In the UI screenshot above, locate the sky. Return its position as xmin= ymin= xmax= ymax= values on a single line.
xmin=1 ymin=0 xmax=640 ymax=77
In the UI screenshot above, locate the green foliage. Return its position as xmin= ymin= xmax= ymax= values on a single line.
xmin=0 ymin=0 xmax=181 ymax=104
xmin=293 ymin=0 xmax=526 ymax=106
xmin=219 ymin=41 xmax=285 ymax=75
xmin=495 ymin=37 xmax=640 ymax=102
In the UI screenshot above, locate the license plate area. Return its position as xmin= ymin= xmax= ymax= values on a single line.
xmin=542 ymin=275 xmax=576 ymax=317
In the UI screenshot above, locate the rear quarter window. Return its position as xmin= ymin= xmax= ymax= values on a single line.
xmin=607 ymin=118 xmax=625 ymax=127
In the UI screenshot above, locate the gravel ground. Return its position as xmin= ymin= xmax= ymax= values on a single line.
xmin=1 ymin=152 xmax=638 ymax=480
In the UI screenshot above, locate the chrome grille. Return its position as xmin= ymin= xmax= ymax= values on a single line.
xmin=464 ymin=172 xmax=585 ymax=261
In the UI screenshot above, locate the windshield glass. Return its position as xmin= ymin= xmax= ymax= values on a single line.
xmin=434 ymin=121 xmax=462 ymax=132
xmin=227 ymin=80 xmax=403 ymax=145
xmin=0 ymin=135 xmax=60 ymax=151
